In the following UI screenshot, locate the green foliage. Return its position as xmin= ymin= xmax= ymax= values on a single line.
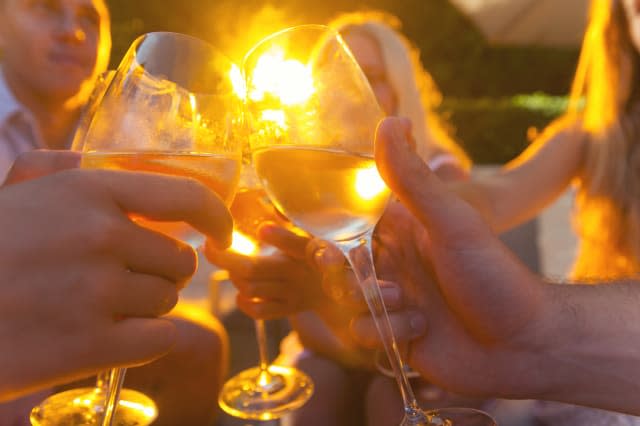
xmin=441 ymin=94 xmax=565 ymax=164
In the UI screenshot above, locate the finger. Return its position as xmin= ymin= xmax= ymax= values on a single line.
xmin=236 ymin=296 xmax=293 ymax=320
xmin=374 ymin=117 xmax=539 ymax=336
xmin=4 ymin=150 xmax=80 ymax=185
xmin=350 ymin=309 xmax=427 ymax=348
xmin=117 ymin=222 xmax=197 ymax=285
xmin=378 ymin=281 xmax=405 ymax=310
xmin=374 ymin=117 xmax=492 ymax=249
xmin=206 ymin=245 xmax=305 ymax=281
xmin=232 ymin=278 xmax=293 ymax=302
xmin=110 ymin=272 xmax=179 ymax=318
xmin=257 ymin=222 xmax=310 ymax=260
xmin=309 ymin=240 xmax=347 ymax=273
xmin=105 ymin=318 xmax=177 ymax=367
xmin=204 ymin=246 xmax=252 ymax=273
xmin=89 ymin=170 xmax=233 ymax=249
xmin=322 ymin=277 xmax=403 ymax=314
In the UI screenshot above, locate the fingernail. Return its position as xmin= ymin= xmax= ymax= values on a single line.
xmin=409 ymin=312 xmax=427 ymax=335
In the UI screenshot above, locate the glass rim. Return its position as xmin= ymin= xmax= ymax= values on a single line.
xmin=242 ymin=24 xmax=343 ymax=67
xmin=129 ymin=31 xmax=223 ymax=58
xmin=118 ymin=31 xmax=237 ymax=96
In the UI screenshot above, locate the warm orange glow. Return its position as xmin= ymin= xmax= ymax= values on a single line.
xmin=230 ymin=230 xmax=259 ymax=255
xmin=354 ymin=165 xmax=387 ymax=201
xmin=260 ymin=109 xmax=287 ymax=129
xmin=229 ymin=63 xmax=247 ymax=100
xmin=118 ymin=400 xmax=157 ymax=418
xmin=248 ymin=48 xmax=315 ymax=106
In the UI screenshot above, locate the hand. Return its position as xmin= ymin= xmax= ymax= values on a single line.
xmin=3 ymin=150 xmax=80 ymax=185
xmin=0 ymin=168 xmax=232 ymax=401
xmin=205 ymin=223 xmax=326 ymax=319
xmin=348 ymin=117 xmax=550 ymax=399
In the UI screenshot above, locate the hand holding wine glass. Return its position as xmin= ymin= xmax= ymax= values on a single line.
xmin=30 ymin=32 xmax=242 ymax=426
xmin=243 ymin=25 xmax=496 ymax=426
xmin=213 ymin=168 xmax=315 ymax=421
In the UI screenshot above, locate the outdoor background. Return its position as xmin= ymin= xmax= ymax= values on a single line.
xmin=106 ymin=0 xmax=581 ymax=164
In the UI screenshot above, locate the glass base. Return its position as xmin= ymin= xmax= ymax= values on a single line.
xmin=419 ymin=408 xmax=497 ymax=426
xmin=30 ymin=387 xmax=157 ymax=426
xmin=218 ymin=365 xmax=314 ymax=421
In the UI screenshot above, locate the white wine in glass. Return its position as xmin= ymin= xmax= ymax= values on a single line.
xmin=244 ymin=25 xmax=497 ymax=426
xmin=30 ymin=32 xmax=243 ymax=426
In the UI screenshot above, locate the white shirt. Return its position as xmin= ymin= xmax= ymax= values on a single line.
xmin=0 ymin=70 xmax=44 ymax=183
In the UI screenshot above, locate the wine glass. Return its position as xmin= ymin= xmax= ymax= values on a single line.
xmin=30 ymin=32 xmax=243 ymax=426
xmin=243 ymin=25 xmax=497 ymax=426
xmin=30 ymin=70 xmax=158 ymax=426
xmin=217 ymin=166 xmax=314 ymax=421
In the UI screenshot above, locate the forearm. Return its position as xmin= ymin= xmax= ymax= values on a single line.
xmin=528 ymin=281 xmax=640 ymax=414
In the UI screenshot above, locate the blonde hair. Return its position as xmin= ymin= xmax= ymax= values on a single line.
xmin=328 ymin=11 xmax=471 ymax=171
xmin=570 ymin=0 xmax=640 ymax=279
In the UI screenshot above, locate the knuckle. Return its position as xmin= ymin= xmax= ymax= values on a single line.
xmin=182 ymin=178 xmax=211 ymax=214
xmin=82 ymin=268 xmax=121 ymax=312
xmin=85 ymin=214 xmax=127 ymax=251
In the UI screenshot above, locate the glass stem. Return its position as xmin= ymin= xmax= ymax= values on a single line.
xmin=255 ymin=319 xmax=270 ymax=373
xmin=254 ymin=318 xmax=279 ymax=391
xmin=101 ymin=367 xmax=127 ymax=426
xmin=336 ymin=231 xmax=426 ymax=423
xmin=96 ymin=370 xmax=110 ymax=392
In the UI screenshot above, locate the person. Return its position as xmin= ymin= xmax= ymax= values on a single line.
xmin=424 ymin=0 xmax=640 ymax=423
xmin=327 ymin=2 xmax=640 ymax=422
xmin=0 ymin=1 xmax=229 ymax=424
xmin=0 ymin=0 xmax=111 ymax=178
xmin=343 ymin=116 xmax=640 ymax=418
xmin=207 ymin=11 xmax=478 ymax=426
xmin=0 ymin=150 xmax=233 ymax=402
xmin=450 ymin=0 xmax=640 ymax=281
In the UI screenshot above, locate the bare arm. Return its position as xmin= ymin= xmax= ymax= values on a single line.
xmin=348 ymin=117 xmax=640 ymax=415
xmin=451 ymin=117 xmax=586 ymax=232
xmin=533 ymin=281 xmax=640 ymax=413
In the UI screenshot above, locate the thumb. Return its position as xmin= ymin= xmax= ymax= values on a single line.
xmin=374 ymin=117 xmax=542 ymax=341
xmin=374 ymin=117 xmax=492 ymax=249
xmin=106 ymin=318 xmax=177 ymax=367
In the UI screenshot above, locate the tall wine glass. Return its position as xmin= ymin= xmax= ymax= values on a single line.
xmin=30 ymin=70 xmax=159 ymax=426
xmin=218 ymin=166 xmax=314 ymax=421
xmin=244 ymin=25 xmax=497 ymax=426
xmin=30 ymin=32 xmax=243 ymax=426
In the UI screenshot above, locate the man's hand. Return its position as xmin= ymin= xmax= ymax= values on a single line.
xmin=0 ymin=167 xmax=232 ymax=401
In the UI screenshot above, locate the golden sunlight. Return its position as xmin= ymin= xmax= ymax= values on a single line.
xmin=354 ymin=165 xmax=387 ymax=201
xmin=230 ymin=230 xmax=259 ymax=255
xmin=229 ymin=63 xmax=247 ymax=100
xmin=248 ymin=48 xmax=315 ymax=106
xmin=118 ymin=400 xmax=157 ymax=418
xmin=261 ymin=109 xmax=287 ymax=129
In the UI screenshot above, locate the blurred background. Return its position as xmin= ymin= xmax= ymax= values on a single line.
xmin=106 ymin=0 xmax=585 ymax=165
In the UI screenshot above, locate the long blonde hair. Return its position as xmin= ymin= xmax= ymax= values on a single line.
xmin=570 ymin=0 xmax=640 ymax=279
xmin=328 ymin=11 xmax=471 ymax=171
